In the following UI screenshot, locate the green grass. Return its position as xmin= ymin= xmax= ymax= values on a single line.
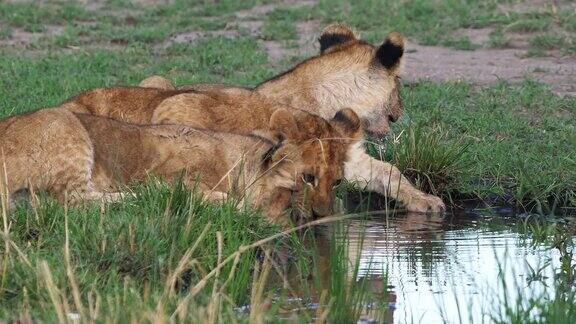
xmin=1 ymin=181 xmax=390 ymax=322
xmin=441 ymin=36 xmax=479 ymax=51
xmin=0 ymin=36 xmax=272 ymax=116
xmin=504 ymin=14 xmax=552 ymax=33
xmin=260 ymin=6 xmax=315 ymax=42
xmin=1 ymin=0 xmax=575 ymax=321
xmin=0 ymin=1 xmax=91 ymax=33
xmin=261 ymin=20 xmax=298 ymax=41
xmin=1 ymin=181 xmax=276 ymax=320
xmin=2 ymin=0 xmax=573 ymax=53
xmin=559 ymin=9 xmax=576 ymax=32
xmin=361 ymin=79 xmax=575 ymax=212
xmin=529 ymin=33 xmax=570 ymax=51
xmin=489 ymin=27 xmax=511 ymax=48
xmin=391 ymin=80 xmax=575 ymax=211
xmin=0 ymin=25 xmax=12 ymax=39
xmin=316 ymin=0 xmax=575 ymax=53
xmin=382 ymin=124 xmax=471 ymax=199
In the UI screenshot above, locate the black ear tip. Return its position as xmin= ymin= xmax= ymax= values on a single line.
xmin=333 ymin=108 xmax=361 ymax=132
xmin=319 ymin=33 xmax=353 ymax=52
xmin=318 ymin=24 xmax=357 ymax=53
xmin=377 ymin=32 xmax=405 ymax=69
xmin=385 ymin=32 xmax=405 ymax=48
xmin=334 ymin=108 xmax=356 ymax=120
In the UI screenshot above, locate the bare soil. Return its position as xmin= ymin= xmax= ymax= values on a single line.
xmin=169 ymin=1 xmax=320 ymax=64
xmin=497 ymin=0 xmax=576 ymax=14
xmin=234 ymin=0 xmax=316 ymax=19
xmin=169 ymin=30 xmax=239 ymax=44
xmin=403 ymin=42 xmax=576 ymax=96
xmin=0 ymin=26 xmax=63 ymax=46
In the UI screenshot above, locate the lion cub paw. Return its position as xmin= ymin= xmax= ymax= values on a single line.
xmin=203 ymin=191 xmax=228 ymax=202
xmin=404 ymin=193 xmax=446 ymax=213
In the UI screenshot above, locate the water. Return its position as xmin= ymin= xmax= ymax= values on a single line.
xmin=325 ymin=209 xmax=569 ymax=323
xmin=269 ymin=204 xmax=574 ymax=323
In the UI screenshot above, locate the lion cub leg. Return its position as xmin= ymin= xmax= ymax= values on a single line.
xmin=51 ymin=182 xmax=123 ymax=206
xmin=52 ymin=185 xmax=124 ymax=206
xmin=202 ymin=190 xmax=228 ymax=202
xmin=82 ymin=191 xmax=125 ymax=203
xmin=47 ymin=152 xmax=124 ymax=206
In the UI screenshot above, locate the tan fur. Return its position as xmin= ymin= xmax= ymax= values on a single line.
xmin=64 ymin=24 xmax=445 ymax=213
xmin=0 ymin=108 xmax=118 ymax=206
xmin=255 ymin=26 xmax=404 ymax=137
xmin=0 ymin=107 xmax=360 ymax=224
xmin=139 ymin=75 xmax=176 ymax=90
xmin=140 ymin=26 xmax=404 ymax=137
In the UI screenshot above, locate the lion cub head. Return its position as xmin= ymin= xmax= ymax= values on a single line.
xmin=257 ymin=24 xmax=405 ymax=138
xmin=265 ymin=108 xmax=363 ymax=221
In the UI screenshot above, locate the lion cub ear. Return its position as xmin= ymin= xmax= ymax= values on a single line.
xmin=319 ymin=24 xmax=357 ymax=54
xmin=331 ymin=108 xmax=363 ymax=139
xmin=376 ymin=32 xmax=405 ymax=72
xmin=270 ymin=108 xmax=300 ymax=141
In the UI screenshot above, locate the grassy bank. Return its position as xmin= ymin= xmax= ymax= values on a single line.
xmin=1 ymin=182 xmax=390 ymax=322
xmin=383 ymin=80 xmax=576 ymax=213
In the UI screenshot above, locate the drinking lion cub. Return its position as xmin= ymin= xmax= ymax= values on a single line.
xmin=0 ymin=108 xmax=362 ymax=224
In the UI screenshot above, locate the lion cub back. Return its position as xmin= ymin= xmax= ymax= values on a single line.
xmin=0 ymin=108 xmax=96 ymax=204
xmin=61 ymin=87 xmax=192 ymax=124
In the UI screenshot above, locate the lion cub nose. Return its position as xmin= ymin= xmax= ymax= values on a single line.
xmin=312 ymin=203 xmax=333 ymax=218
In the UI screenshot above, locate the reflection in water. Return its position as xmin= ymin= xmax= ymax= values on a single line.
xmin=328 ymin=211 xmax=566 ymax=323
xmin=276 ymin=210 xmax=572 ymax=323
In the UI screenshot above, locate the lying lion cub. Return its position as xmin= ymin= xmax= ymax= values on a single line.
xmin=61 ymin=25 xmax=445 ymax=213
xmin=0 ymin=107 xmax=362 ymax=224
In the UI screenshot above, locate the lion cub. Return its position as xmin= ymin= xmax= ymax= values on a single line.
xmin=0 ymin=107 xmax=362 ymax=224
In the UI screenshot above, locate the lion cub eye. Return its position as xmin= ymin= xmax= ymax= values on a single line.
xmin=302 ymin=173 xmax=316 ymax=187
xmin=332 ymin=179 xmax=343 ymax=189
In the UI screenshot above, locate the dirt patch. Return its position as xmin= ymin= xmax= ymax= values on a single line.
xmin=166 ymin=27 xmax=289 ymax=62
xmin=130 ymin=0 xmax=171 ymax=5
xmin=168 ymin=15 xmax=320 ymax=64
xmin=296 ymin=20 xmax=321 ymax=56
xmin=403 ymin=42 xmax=576 ymax=96
xmin=237 ymin=20 xmax=264 ymax=34
xmin=455 ymin=27 xmax=534 ymax=50
xmin=259 ymin=20 xmax=321 ymax=63
xmin=0 ymin=26 xmax=63 ymax=46
xmin=78 ymin=0 xmax=166 ymax=10
xmin=235 ymin=0 xmax=316 ymax=19
xmin=235 ymin=4 xmax=278 ymax=19
xmin=497 ymin=0 xmax=576 ymax=14
xmin=169 ymin=30 xmax=239 ymax=44
xmin=455 ymin=27 xmax=493 ymax=48
xmin=262 ymin=40 xmax=285 ymax=62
